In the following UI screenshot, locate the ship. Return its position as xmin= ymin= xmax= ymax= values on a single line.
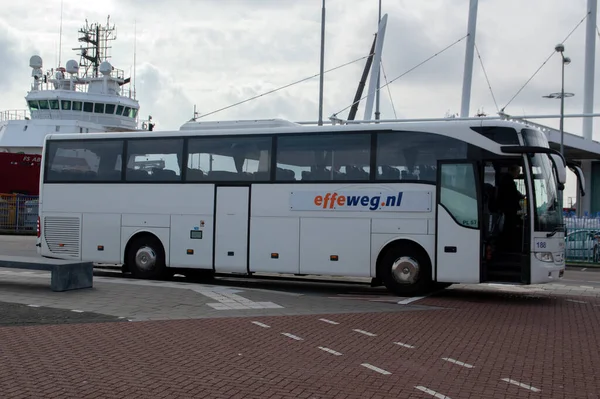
xmin=0 ymin=16 xmax=154 ymax=196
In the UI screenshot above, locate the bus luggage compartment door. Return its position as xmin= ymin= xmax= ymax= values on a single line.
xmin=214 ymin=186 xmax=250 ymax=274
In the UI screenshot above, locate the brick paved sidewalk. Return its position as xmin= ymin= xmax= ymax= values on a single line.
xmin=0 ymin=289 xmax=599 ymax=399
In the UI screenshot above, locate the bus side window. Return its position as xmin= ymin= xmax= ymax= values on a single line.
xmin=44 ymin=139 xmax=123 ymax=182
xmin=439 ymin=163 xmax=479 ymax=228
xmin=186 ymin=136 xmax=272 ymax=181
xmin=276 ymin=133 xmax=370 ymax=182
xmin=125 ymin=138 xmax=183 ymax=182
xmin=376 ymin=131 xmax=467 ymax=182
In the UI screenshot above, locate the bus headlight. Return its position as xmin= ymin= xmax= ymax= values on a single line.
xmin=535 ymin=252 xmax=554 ymax=262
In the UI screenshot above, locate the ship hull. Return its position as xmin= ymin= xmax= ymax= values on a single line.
xmin=0 ymin=153 xmax=41 ymax=195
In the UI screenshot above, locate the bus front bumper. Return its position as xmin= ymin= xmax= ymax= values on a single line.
xmin=530 ymin=252 xmax=565 ymax=284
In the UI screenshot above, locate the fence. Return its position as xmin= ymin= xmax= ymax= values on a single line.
xmin=0 ymin=194 xmax=39 ymax=234
xmin=564 ymin=214 xmax=600 ymax=265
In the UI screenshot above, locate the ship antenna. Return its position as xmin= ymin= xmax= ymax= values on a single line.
xmin=58 ymin=0 xmax=64 ymax=67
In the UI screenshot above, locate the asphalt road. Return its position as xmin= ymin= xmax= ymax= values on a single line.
xmin=560 ymin=268 xmax=600 ymax=286
xmin=0 ymin=301 xmax=124 ymax=327
xmin=4 ymin=234 xmax=600 ymax=293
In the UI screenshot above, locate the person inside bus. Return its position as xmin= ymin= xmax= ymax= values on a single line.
xmin=496 ymin=164 xmax=525 ymax=251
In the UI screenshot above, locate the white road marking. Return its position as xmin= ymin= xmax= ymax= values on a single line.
xmin=501 ymin=378 xmax=541 ymax=392
xmin=582 ymin=268 xmax=587 ymax=271
xmin=318 ymin=346 xmax=342 ymax=356
xmin=281 ymin=333 xmax=303 ymax=341
xmin=442 ymin=357 xmax=474 ymax=368
xmin=566 ymin=299 xmax=587 ymax=304
xmin=251 ymin=321 xmax=270 ymax=328
xmin=397 ymin=296 xmax=426 ymax=305
xmin=353 ymin=329 xmax=377 ymax=337
xmin=319 ymin=318 xmax=340 ymax=325
xmin=27 ymin=304 xmax=40 ymax=308
xmin=415 ymin=386 xmax=452 ymax=398
xmin=71 ymin=310 xmax=84 ymax=313
xmin=580 ymin=286 xmax=594 ymax=289
xmin=394 ymin=342 xmax=415 ymax=349
xmin=360 ymin=363 xmax=391 ymax=375
xmin=0 ymin=268 xmax=295 ymax=305
xmin=200 ymin=290 xmax=283 ymax=310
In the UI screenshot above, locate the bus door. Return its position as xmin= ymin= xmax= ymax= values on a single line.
xmin=213 ymin=185 xmax=250 ymax=274
xmin=435 ymin=161 xmax=482 ymax=283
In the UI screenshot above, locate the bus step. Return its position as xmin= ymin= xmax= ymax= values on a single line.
xmin=492 ymin=252 xmax=526 ymax=263
xmin=485 ymin=270 xmax=524 ymax=283
xmin=486 ymin=264 xmax=522 ymax=274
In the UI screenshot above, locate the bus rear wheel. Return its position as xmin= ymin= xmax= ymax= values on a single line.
xmin=126 ymin=235 xmax=167 ymax=280
xmin=378 ymin=243 xmax=433 ymax=297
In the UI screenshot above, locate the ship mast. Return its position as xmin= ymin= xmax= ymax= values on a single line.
xmin=73 ymin=16 xmax=117 ymax=78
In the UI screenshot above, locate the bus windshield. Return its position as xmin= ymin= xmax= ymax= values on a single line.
xmin=521 ymin=128 xmax=563 ymax=232
xmin=529 ymin=152 xmax=562 ymax=231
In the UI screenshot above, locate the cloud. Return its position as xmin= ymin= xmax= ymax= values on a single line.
xmin=134 ymin=62 xmax=195 ymax=130
xmin=0 ymin=0 xmax=599 ymax=137
xmin=0 ymin=20 xmax=39 ymax=109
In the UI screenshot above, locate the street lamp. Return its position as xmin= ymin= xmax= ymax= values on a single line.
xmin=542 ymin=43 xmax=573 ymax=215
xmin=542 ymin=43 xmax=573 ymax=157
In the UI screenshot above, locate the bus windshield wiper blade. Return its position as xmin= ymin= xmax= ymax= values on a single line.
xmin=546 ymin=226 xmax=565 ymax=238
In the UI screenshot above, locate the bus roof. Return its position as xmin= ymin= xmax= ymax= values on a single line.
xmin=44 ymin=118 xmax=538 ymax=141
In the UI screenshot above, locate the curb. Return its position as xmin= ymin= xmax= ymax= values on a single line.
xmin=566 ymin=264 xmax=600 ymax=271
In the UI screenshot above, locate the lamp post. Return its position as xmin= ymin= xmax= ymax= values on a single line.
xmin=542 ymin=43 xmax=573 ymax=214
xmin=542 ymin=44 xmax=572 ymax=156
xmin=318 ymin=0 xmax=326 ymax=126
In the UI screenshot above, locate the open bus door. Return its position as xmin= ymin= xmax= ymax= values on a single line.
xmin=567 ymin=162 xmax=585 ymax=197
xmin=435 ymin=161 xmax=482 ymax=284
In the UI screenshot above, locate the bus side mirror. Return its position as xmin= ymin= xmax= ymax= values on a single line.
xmin=549 ymin=154 xmax=567 ymax=185
xmin=568 ymin=163 xmax=586 ymax=197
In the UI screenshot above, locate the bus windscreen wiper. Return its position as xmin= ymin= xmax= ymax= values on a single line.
xmin=546 ymin=225 xmax=565 ymax=238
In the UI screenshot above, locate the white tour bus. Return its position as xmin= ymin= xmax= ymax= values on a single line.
xmin=36 ymin=118 xmax=582 ymax=296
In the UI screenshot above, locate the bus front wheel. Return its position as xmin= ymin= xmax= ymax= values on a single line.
xmin=378 ymin=243 xmax=433 ymax=297
xmin=126 ymin=235 xmax=167 ymax=280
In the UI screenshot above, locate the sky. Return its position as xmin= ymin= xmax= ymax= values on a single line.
xmin=1 ymin=0 xmax=598 ymax=203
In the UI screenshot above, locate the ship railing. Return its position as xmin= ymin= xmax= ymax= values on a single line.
xmin=0 ymin=194 xmax=39 ymax=235
xmin=0 ymin=109 xmax=31 ymax=122
xmin=29 ymin=67 xmax=133 ymax=94
xmin=121 ymin=87 xmax=137 ymax=99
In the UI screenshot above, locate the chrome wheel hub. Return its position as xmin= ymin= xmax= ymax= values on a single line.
xmin=391 ymin=256 xmax=420 ymax=284
xmin=135 ymin=246 xmax=157 ymax=271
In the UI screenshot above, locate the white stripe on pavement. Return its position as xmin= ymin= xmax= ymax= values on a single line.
xmin=394 ymin=342 xmax=415 ymax=349
xmin=415 ymin=386 xmax=451 ymax=398
xmin=317 ymin=347 xmax=342 ymax=356
xmin=281 ymin=333 xmax=303 ymax=341
xmin=360 ymin=363 xmax=391 ymax=375
xmin=353 ymin=329 xmax=377 ymax=336
xmin=441 ymin=357 xmax=474 ymax=368
xmin=318 ymin=318 xmax=340 ymax=325
xmin=501 ymin=378 xmax=541 ymax=392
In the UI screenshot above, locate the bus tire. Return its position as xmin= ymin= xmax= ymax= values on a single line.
xmin=377 ymin=242 xmax=433 ymax=297
xmin=126 ymin=235 xmax=167 ymax=280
